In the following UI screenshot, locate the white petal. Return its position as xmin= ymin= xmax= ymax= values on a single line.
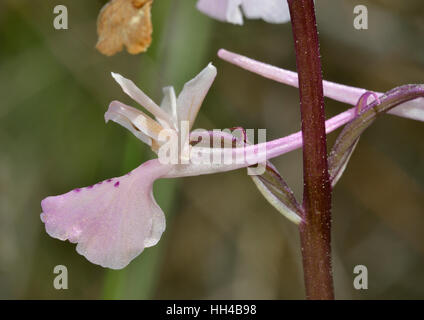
xmin=226 ymin=0 xmax=244 ymax=24
xmin=176 ymin=63 xmax=217 ymax=161
xmin=197 ymin=0 xmax=244 ymax=25
xmin=197 ymin=0 xmax=290 ymax=24
xmin=111 ymin=72 xmax=173 ymax=126
xmin=197 ymin=0 xmax=227 ymax=21
xmin=389 ymin=98 xmax=424 ymax=122
xmin=158 ymin=86 xmax=178 ymax=129
xmin=176 ymin=63 xmax=217 ymax=130
xmin=105 ymin=100 xmax=163 ymax=144
xmin=241 ymin=0 xmax=290 ymax=24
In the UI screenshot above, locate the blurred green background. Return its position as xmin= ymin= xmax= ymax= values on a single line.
xmin=0 ymin=0 xmax=423 ymax=299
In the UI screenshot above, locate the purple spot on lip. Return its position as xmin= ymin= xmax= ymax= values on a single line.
xmin=114 ymin=181 xmax=120 ymax=187
xmin=87 ymin=185 xmax=94 ymax=189
xmin=74 ymin=188 xmax=81 ymax=193
xmin=107 ymin=179 xmax=113 ymax=183
xmin=97 ymin=181 xmax=103 ymax=185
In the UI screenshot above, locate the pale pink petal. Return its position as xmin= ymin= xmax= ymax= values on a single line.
xmin=218 ymin=49 xmax=424 ymax=122
xmin=41 ymin=160 xmax=172 ymax=269
xmin=241 ymin=0 xmax=290 ymax=24
xmin=105 ymin=100 xmax=164 ymax=144
xmin=176 ymin=63 xmax=217 ymax=130
xmin=158 ymin=86 xmax=178 ymax=130
xmin=389 ymin=98 xmax=424 ymax=120
xmin=197 ymin=0 xmax=290 ymax=24
xmin=111 ymin=72 xmax=173 ymax=126
xmin=105 ymin=100 xmax=151 ymax=145
xmin=197 ymin=0 xmax=244 ymax=25
xmin=176 ymin=63 xmax=217 ymax=159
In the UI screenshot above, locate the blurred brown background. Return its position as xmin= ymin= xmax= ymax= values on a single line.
xmin=0 ymin=0 xmax=423 ymax=299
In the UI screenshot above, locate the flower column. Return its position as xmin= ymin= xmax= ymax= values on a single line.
xmin=287 ymin=0 xmax=334 ymax=299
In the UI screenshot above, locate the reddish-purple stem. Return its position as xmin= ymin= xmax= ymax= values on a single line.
xmin=287 ymin=0 xmax=334 ymax=299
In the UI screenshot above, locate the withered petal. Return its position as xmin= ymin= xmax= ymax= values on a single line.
xmin=96 ymin=0 xmax=153 ymax=56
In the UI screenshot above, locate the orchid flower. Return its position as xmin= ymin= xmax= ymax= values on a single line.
xmin=218 ymin=49 xmax=424 ymax=122
xmin=40 ymin=61 xmax=422 ymax=270
xmin=196 ymin=0 xmax=290 ymax=25
xmin=40 ymin=64 xmax=217 ymax=270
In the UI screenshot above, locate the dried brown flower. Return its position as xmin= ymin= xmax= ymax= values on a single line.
xmin=96 ymin=0 xmax=153 ymax=56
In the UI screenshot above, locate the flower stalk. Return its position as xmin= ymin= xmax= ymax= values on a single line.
xmin=287 ymin=0 xmax=334 ymax=299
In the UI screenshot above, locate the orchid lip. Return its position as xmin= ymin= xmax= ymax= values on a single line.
xmin=40 ymin=160 xmax=172 ymax=270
